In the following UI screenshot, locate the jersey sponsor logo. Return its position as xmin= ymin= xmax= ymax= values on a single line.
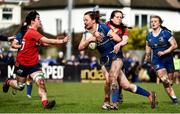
xmin=158 ymin=36 xmax=164 ymax=46
xmin=155 ymin=64 xmax=160 ymax=69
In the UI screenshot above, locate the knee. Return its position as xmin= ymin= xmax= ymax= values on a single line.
xmin=33 ymin=72 xmax=46 ymax=89
xmin=121 ymin=84 xmax=131 ymax=91
xmin=37 ymin=79 xmax=45 ymax=88
xmin=123 ymin=86 xmax=131 ymax=91
xmin=160 ymin=75 xmax=172 ymax=87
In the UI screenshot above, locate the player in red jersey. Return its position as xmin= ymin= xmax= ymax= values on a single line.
xmin=101 ymin=10 xmax=129 ymax=109
xmin=2 ymin=10 xmax=70 ymax=109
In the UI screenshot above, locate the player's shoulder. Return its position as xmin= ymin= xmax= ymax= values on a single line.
xmin=146 ymin=31 xmax=152 ymax=39
xmin=161 ymin=28 xmax=171 ymax=35
xmin=99 ymin=23 xmax=108 ymax=28
xmin=98 ymin=23 xmax=110 ymax=32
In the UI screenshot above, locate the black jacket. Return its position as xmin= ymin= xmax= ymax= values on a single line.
xmin=0 ymin=35 xmax=8 ymax=41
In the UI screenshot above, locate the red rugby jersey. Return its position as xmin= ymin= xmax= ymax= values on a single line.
xmin=106 ymin=21 xmax=128 ymax=37
xmin=16 ymin=28 xmax=43 ymax=66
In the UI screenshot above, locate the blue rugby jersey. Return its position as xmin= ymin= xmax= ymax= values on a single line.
xmin=146 ymin=28 xmax=174 ymax=72
xmin=96 ymin=23 xmax=123 ymax=67
xmin=16 ymin=32 xmax=23 ymax=44
xmin=96 ymin=23 xmax=117 ymax=56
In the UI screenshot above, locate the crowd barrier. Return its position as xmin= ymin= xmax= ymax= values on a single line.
xmin=0 ymin=63 xmax=105 ymax=82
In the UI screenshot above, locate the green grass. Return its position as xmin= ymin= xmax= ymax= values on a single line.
xmin=0 ymin=82 xmax=180 ymax=113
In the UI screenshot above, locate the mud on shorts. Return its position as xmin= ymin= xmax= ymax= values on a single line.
xmin=100 ymin=51 xmax=123 ymax=68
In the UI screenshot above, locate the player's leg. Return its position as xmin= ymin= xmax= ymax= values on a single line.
xmin=119 ymin=70 xmax=156 ymax=109
xmin=3 ymin=64 xmax=27 ymax=93
xmin=101 ymin=66 xmax=111 ymax=110
xmin=157 ymin=69 xmax=178 ymax=104
xmin=26 ymin=75 xmax=33 ymax=98
xmin=31 ymin=71 xmax=55 ymax=109
xmin=117 ymin=76 xmax=123 ymax=103
xmin=3 ymin=76 xmax=26 ymax=93
xmin=109 ymin=59 xmax=122 ymax=110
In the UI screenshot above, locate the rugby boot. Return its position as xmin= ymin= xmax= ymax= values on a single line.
xmin=44 ymin=100 xmax=56 ymax=109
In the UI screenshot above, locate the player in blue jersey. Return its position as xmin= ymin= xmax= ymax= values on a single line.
xmin=145 ymin=15 xmax=178 ymax=104
xmin=10 ymin=29 xmax=33 ymax=98
xmin=79 ymin=11 xmax=157 ymax=110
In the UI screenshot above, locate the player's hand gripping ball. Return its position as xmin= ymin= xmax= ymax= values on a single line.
xmin=85 ymin=32 xmax=97 ymax=50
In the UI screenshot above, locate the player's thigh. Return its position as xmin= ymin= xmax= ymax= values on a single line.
xmin=111 ymin=58 xmax=123 ymax=74
xmin=101 ymin=65 xmax=109 ymax=81
xmin=119 ymin=70 xmax=130 ymax=88
xmin=16 ymin=75 xmax=27 ymax=83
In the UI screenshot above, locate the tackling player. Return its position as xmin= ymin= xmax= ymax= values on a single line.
xmin=79 ymin=10 xmax=157 ymax=110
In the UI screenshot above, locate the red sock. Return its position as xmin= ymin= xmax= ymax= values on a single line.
xmin=42 ymin=100 xmax=48 ymax=107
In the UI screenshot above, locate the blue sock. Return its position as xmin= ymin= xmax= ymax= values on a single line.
xmin=135 ymin=86 xmax=150 ymax=97
xmin=27 ymin=84 xmax=32 ymax=96
xmin=112 ymin=89 xmax=119 ymax=103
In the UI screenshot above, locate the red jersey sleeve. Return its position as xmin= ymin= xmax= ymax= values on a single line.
xmin=123 ymin=28 xmax=128 ymax=36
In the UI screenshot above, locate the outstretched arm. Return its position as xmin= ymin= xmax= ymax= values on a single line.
xmin=39 ymin=35 xmax=71 ymax=45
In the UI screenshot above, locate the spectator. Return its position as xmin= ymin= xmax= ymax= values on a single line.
xmin=78 ymin=50 xmax=90 ymax=65
xmin=66 ymin=54 xmax=79 ymax=66
xmin=173 ymin=54 xmax=180 ymax=84
xmin=56 ymin=51 xmax=66 ymax=65
xmin=90 ymin=56 xmax=100 ymax=69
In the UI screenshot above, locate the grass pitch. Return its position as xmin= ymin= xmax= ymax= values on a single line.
xmin=0 ymin=82 xmax=180 ymax=113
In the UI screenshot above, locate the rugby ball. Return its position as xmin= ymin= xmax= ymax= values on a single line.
xmin=84 ymin=31 xmax=97 ymax=50
xmin=88 ymin=42 xmax=97 ymax=50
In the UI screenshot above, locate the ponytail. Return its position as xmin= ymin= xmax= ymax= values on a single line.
xmin=18 ymin=10 xmax=39 ymax=41
xmin=160 ymin=25 xmax=171 ymax=32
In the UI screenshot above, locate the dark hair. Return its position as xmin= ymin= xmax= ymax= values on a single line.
xmin=150 ymin=15 xmax=171 ymax=32
xmin=110 ymin=10 xmax=127 ymax=35
xmin=110 ymin=10 xmax=124 ymax=19
xmin=19 ymin=10 xmax=39 ymax=40
xmin=84 ymin=11 xmax=100 ymax=23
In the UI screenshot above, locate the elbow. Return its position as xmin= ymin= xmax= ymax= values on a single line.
xmin=124 ymin=41 xmax=128 ymax=45
xmin=174 ymin=43 xmax=178 ymax=50
xmin=175 ymin=44 xmax=178 ymax=49
xmin=78 ymin=45 xmax=84 ymax=51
